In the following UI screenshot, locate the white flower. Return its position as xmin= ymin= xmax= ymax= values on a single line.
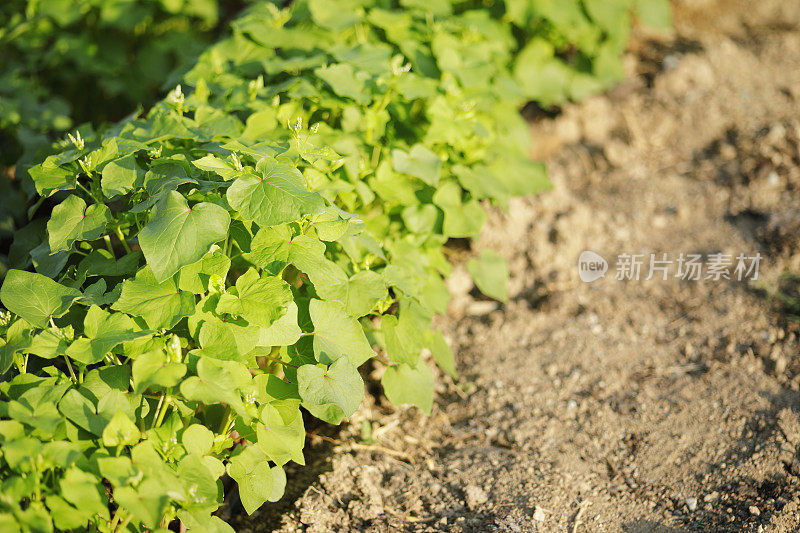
xmin=291 ymin=116 xmax=303 ymax=134
xmin=67 ymin=131 xmax=84 ymax=150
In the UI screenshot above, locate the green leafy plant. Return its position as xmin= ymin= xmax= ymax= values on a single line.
xmin=0 ymin=96 xmax=456 ymax=532
xmin=508 ymin=0 xmax=672 ymax=105
xmin=0 ymin=0 xmax=247 ymax=278
xmin=0 ymin=0 xmax=244 ymax=168
xmin=0 ymin=0 xmax=670 ymax=530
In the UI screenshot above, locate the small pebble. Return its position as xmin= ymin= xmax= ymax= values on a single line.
xmin=704 ymin=491 xmax=720 ymax=502
xmin=767 ymin=171 xmax=780 ymax=187
xmin=467 ymin=300 xmax=499 ymax=316
xmin=750 ymin=505 xmax=761 ymax=517
xmin=533 ymin=506 xmax=546 ymax=522
xmin=686 ymin=497 xmax=698 ymax=511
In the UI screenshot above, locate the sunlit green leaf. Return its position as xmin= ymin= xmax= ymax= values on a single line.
xmin=138 ymin=191 xmax=230 ymax=282
xmin=297 ymin=358 xmax=363 ymax=424
xmin=0 ymin=270 xmax=81 ymax=327
xmin=382 ymin=361 xmax=434 ymax=414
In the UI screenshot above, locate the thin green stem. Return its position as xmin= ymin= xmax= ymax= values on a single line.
xmin=63 ymin=355 xmax=77 ymax=382
xmin=152 ymin=393 xmax=166 ymax=426
xmin=114 ymin=226 xmax=132 ymax=254
xmin=224 ymin=414 xmax=237 ymax=436
xmin=154 ymin=393 xmax=172 ymax=428
xmin=104 ymin=352 xmax=122 ymax=366
xmin=103 ymin=235 xmax=116 ymax=258
xmin=33 ymin=464 xmax=41 ymax=501
xmin=109 ymin=507 xmax=123 ymax=531
xmin=76 ymin=181 xmax=101 ymax=204
xmin=370 ymin=145 xmax=381 ymax=170
xmin=116 ymin=514 xmax=133 ymax=532
xmin=261 ymin=353 xmax=299 ymax=369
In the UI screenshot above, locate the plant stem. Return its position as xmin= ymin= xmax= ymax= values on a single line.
xmin=63 ymin=355 xmax=77 ymax=382
xmin=77 ymin=181 xmax=101 ymax=204
xmin=33 ymin=465 xmax=42 ymax=501
xmin=117 ymin=514 xmax=133 ymax=532
xmin=153 ymin=393 xmax=166 ymax=426
xmin=115 ymin=226 xmax=132 ymax=253
xmin=154 ymin=393 xmax=171 ymax=427
xmin=109 ymin=508 xmax=123 ymax=531
xmin=13 ymin=353 xmax=26 ymax=374
xmin=261 ymin=353 xmax=299 ymax=369
xmin=103 ymin=235 xmax=116 ymax=258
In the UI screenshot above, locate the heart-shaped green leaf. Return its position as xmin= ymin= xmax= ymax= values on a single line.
xmin=216 ymin=268 xmax=291 ymax=328
xmin=467 ymin=249 xmax=509 ymax=302
xmin=226 ymin=158 xmax=324 ymax=227
xmin=180 ymin=358 xmax=252 ymax=422
xmin=65 ymin=306 xmax=152 ymax=365
xmin=227 ymin=446 xmax=286 ymax=514
xmin=138 ymin=191 xmax=230 ymax=283
xmin=101 ymin=154 xmax=144 ymax=198
xmin=297 ymin=358 xmax=363 ymax=424
xmin=112 ymin=267 xmax=195 ymax=330
xmin=132 ymin=350 xmax=187 ymax=394
xmin=392 ymin=144 xmax=441 ymax=186
xmin=47 ymin=195 xmax=110 ymax=252
xmin=309 ymin=299 xmax=375 ymax=366
xmin=0 ymin=270 xmax=81 ymax=328
xmin=381 ymin=361 xmax=434 ymax=414
xmin=255 ymin=403 xmax=305 ymax=466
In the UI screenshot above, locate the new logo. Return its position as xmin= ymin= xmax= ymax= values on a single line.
xmin=578 ymin=250 xmax=608 ymax=282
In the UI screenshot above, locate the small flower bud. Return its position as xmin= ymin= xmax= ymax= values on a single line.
xmin=67 ymin=131 xmax=85 ymax=150
xmin=167 ymin=85 xmax=185 ymax=114
xmin=166 ymin=334 xmax=182 ymax=363
xmin=229 ymin=152 xmax=242 ymax=171
xmin=208 ymin=274 xmax=226 ymax=294
xmin=56 ymin=325 xmax=75 ymax=341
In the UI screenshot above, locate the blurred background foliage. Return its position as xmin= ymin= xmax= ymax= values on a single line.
xmin=0 ymin=0 xmax=251 ymax=168
xmin=0 ymin=0 xmax=669 ymax=278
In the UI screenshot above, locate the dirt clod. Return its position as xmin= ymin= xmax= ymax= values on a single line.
xmin=686 ymin=498 xmax=698 ymax=512
xmin=464 ymin=485 xmax=488 ymax=510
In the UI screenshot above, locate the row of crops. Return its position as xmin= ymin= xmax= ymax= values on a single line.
xmin=0 ymin=1 xmax=670 ymax=531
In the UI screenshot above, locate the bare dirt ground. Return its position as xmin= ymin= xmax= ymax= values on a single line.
xmin=234 ymin=1 xmax=800 ymax=531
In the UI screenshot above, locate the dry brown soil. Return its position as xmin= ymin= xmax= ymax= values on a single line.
xmin=233 ymin=1 xmax=800 ymax=531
